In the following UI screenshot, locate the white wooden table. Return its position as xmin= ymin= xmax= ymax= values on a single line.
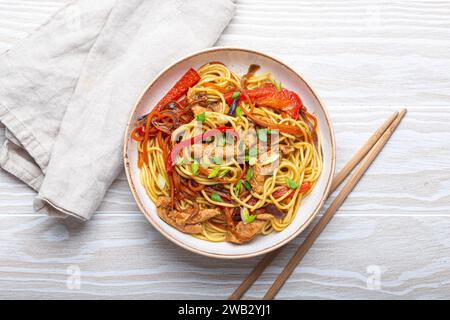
xmin=0 ymin=0 xmax=449 ymax=299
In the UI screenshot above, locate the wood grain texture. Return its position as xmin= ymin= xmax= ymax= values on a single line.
xmin=2 ymin=214 xmax=450 ymax=299
xmin=0 ymin=0 xmax=449 ymax=299
xmin=263 ymin=110 xmax=406 ymax=300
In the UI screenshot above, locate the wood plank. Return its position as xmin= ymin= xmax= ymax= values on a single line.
xmin=217 ymin=0 xmax=450 ymax=106
xmin=0 ymin=215 xmax=450 ymax=299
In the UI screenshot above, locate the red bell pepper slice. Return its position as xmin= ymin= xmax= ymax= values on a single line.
xmin=299 ymin=182 xmax=311 ymax=193
xmin=273 ymin=182 xmax=311 ymax=199
xmin=139 ymin=68 xmax=201 ymax=163
xmin=224 ymin=84 xmax=303 ymax=120
xmin=153 ymin=68 xmax=200 ymax=113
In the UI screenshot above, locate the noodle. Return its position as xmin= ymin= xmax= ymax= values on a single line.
xmin=133 ymin=63 xmax=323 ymax=244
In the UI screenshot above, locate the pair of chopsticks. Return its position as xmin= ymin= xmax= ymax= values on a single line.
xmin=229 ymin=108 xmax=407 ymax=300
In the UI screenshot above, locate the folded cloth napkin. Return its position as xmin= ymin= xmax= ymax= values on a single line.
xmin=0 ymin=0 xmax=235 ymax=220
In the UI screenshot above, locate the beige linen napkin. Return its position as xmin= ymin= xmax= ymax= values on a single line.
xmin=0 ymin=0 xmax=235 ymax=220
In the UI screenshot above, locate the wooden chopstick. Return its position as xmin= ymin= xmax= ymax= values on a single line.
xmin=229 ymin=110 xmax=403 ymax=300
xmin=262 ymin=108 xmax=407 ymax=300
xmin=329 ymin=111 xmax=399 ymax=193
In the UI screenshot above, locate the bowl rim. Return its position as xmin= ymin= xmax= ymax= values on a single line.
xmin=123 ymin=46 xmax=336 ymax=259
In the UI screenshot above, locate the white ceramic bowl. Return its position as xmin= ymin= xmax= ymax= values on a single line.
xmin=124 ymin=47 xmax=335 ymax=259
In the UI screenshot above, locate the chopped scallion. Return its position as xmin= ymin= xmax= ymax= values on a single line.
xmin=218 ymin=169 xmax=230 ymax=178
xmin=191 ymin=161 xmax=199 ymax=175
xmin=211 ymin=192 xmax=222 ymax=202
xmin=247 ymin=167 xmax=253 ymax=181
xmin=286 ymin=177 xmax=299 ymax=189
xmin=213 ymin=156 xmax=222 ymax=165
xmin=208 ymin=167 xmax=221 ymax=178
xmin=235 ymin=180 xmax=242 ymax=194
xmin=240 ymin=207 xmax=256 ymax=224
xmin=196 ymin=112 xmax=206 ymax=122
xmin=156 ymin=174 xmax=166 ymax=189
xmin=257 ymin=129 xmax=268 ymax=142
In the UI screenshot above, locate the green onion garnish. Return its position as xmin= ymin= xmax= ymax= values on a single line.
xmin=247 ymin=147 xmax=258 ymax=166
xmin=257 ymin=129 xmax=268 ymax=142
xmin=208 ymin=167 xmax=221 ymax=178
xmin=213 ymin=156 xmax=222 ymax=165
xmin=175 ymin=157 xmax=184 ymax=166
xmin=211 ymin=192 xmax=222 ymax=202
xmin=232 ymin=91 xmax=241 ymax=99
xmin=196 ymin=112 xmax=206 ymax=122
xmin=191 ymin=162 xmax=199 ymax=175
xmin=247 ymin=167 xmax=253 ymax=181
xmin=218 ymin=169 xmax=230 ymax=178
xmin=244 ymin=180 xmax=252 ymax=192
xmin=235 ymin=180 xmax=242 ymax=194
xmin=240 ymin=207 xmax=256 ymax=224
xmin=238 ymin=139 xmax=245 ymax=152
xmin=156 ymin=173 xmax=166 ymax=189
xmin=236 ymin=106 xmax=243 ymax=117
xmin=248 ymin=147 xmax=258 ymax=157
xmin=286 ymin=177 xmax=299 ymax=189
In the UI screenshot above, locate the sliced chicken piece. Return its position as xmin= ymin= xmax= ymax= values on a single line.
xmin=171 ymin=207 xmax=194 ymax=226
xmin=226 ymin=220 xmax=267 ymax=244
xmin=173 ymin=221 xmax=202 ymax=234
xmin=187 ymin=208 xmax=222 ymax=224
xmin=155 ymin=197 xmax=202 ymax=234
xmin=174 ymin=208 xmax=221 ymax=226
xmin=192 ymin=104 xmax=207 ymax=116
xmin=156 ymin=196 xmax=171 ymax=208
xmin=250 ymin=163 xmax=265 ymax=194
